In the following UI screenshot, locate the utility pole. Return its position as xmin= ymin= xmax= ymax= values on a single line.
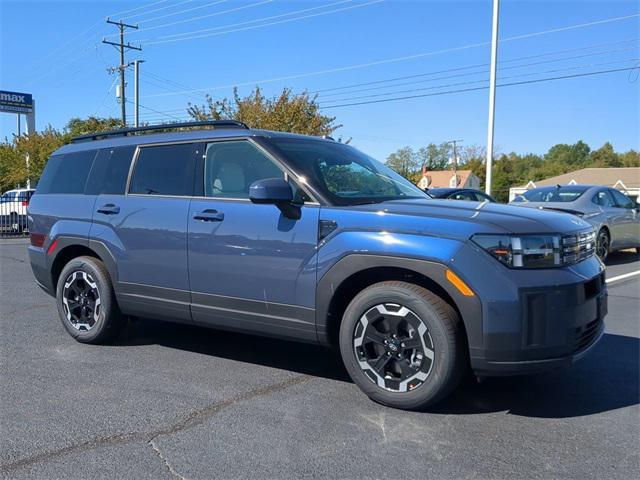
xmin=485 ymin=0 xmax=500 ymax=195
xmin=444 ymin=139 xmax=463 ymax=187
xmin=103 ymin=19 xmax=141 ymax=126
xmin=16 ymin=114 xmax=20 ymax=137
xmin=134 ymin=60 xmax=145 ymax=127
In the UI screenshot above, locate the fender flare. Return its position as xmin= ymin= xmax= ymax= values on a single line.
xmin=314 ymin=254 xmax=483 ymax=348
xmin=49 ymin=236 xmax=120 ymax=291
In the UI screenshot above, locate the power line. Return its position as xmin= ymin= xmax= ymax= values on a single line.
xmin=322 ymin=66 xmax=639 ymax=109
xmin=141 ymin=0 xmax=354 ymax=42
xmin=308 ymin=38 xmax=639 ymax=95
xmin=137 ymin=0 xmax=229 ymax=24
xmin=317 ymin=45 xmax=639 ymax=100
xmin=321 ymin=57 xmax=639 ymax=104
xmin=105 ymin=0 xmax=171 ymax=21
xmin=105 ymin=0 xmax=275 ymax=38
xmin=142 ymin=13 xmax=640 ymax=98
xmin=126 ymin=100 xmax=184 ymax=122
xmin=145 ymin=0 xmax=383 ymax=45
xmin=124 ymin=0 xmax=193 ymax=21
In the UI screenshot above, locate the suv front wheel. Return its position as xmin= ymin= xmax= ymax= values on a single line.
xmin=56 ymin=256 xmax=124 ymax=344
xmin=339 ymin=281 xmax=465 ymax=410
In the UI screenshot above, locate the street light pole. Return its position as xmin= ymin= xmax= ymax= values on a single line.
xmin=485 ymin=0 xmax=500 ymax=195
xmin=134 ymin=59 xmax=145 ymax=127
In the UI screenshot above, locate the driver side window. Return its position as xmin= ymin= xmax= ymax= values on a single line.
xmin=609 ymin=189 xmax=634 ymax=209
xmin=592 ymin=190 xmax=615 ymax=207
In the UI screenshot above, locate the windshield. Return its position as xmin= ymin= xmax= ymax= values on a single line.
xmin=268 ymin=138 xmax=429 ymax=206
xmin=521 ymin=186 xmax=588 ymax=203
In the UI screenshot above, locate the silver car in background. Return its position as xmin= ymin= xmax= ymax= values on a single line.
xmin=511 ymin=185 xmax=640 ymax=261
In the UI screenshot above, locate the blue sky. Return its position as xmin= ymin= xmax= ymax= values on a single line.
xmin=1 ymin=0 xmax=638 ymax=160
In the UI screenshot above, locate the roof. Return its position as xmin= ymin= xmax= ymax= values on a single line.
xmin=514 ymin=167 xmax=640 ymax=189
xmin=55 ymin=127 xmax=330 ymax=155
xmin=421 ymin=170 xmax=476 ymax=188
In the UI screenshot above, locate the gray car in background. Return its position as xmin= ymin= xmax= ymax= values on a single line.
xmin=511 ymin=185 xmax=640 ymax=260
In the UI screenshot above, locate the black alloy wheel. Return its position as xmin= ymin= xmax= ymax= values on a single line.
xmin=353 ymin=303 xmax=435 ymax=392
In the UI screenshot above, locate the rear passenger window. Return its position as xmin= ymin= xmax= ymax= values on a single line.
xmin=85 ymin=147 xmax=135 ymax=195
xmin=36 ymin=150 xmax=97 ymax=194
xmin=129 ymin=143 xmax=195 ymax=196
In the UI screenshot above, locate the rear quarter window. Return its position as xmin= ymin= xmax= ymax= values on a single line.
xmin=36 ymin=150 xmax=98 ymax=194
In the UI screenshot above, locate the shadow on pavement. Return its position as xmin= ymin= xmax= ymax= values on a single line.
xmin=606 ymin=249 xmax=640 ymax=266
xmin=118 ymin=318 xmax=638 ymax=419
xmin=118 ymin=318 xmax=352 ymax=382
xmin=433 ymin=333 xmax=639 ymax=418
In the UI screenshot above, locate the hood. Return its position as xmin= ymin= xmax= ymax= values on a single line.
xmin=346 ymin=199 xmax=592 ymax=238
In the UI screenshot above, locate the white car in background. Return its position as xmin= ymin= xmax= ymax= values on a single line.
xmin=0 ymin=188 xmax=35 ymax=232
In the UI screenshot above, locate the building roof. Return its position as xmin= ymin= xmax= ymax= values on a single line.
xmin=515 ymin=167 xmax=640 ymax=190
xmin=422 ymin=170 xmax=475 ymax=188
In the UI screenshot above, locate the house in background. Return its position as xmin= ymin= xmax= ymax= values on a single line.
xmin=509 ymin=167 xmax=640 ymax=202
xmin=417 ymin=166 xmax=480 ymax=190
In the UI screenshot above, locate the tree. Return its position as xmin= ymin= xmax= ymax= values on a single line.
xmin=589 ymin=142 xmax=621 ymax=167
xmin=65 ymin=117 xmax=124 ymax=138
xmin=386 ymin=147 xmax=420 ymax=179
xmin=187 ymin=87 xmax=340 ymax=136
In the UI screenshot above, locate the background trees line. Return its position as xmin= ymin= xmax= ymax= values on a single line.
xmin=1 ymin=86 xmax=638 ymax=202
xmin=384 ymin=140 xmax=640 ymax=202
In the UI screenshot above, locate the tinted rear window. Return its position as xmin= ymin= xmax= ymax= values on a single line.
xmin=36 ymin=150 xmax=97 ymax=194
xmin=129 ymin=143 xmax=195 ymax=196
xmin=85 ymin=146 xmax=135 ymax=195
xmin=522 ymin=187 xmax=587 ymax=203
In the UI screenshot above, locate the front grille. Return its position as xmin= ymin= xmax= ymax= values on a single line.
xmin=574 ymin=318 xmax=601 ymax=352
xmin=562 ymin=230 xmax=596 ymax=265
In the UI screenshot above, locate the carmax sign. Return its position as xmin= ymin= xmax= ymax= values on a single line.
xmin=0 ymin=90 xmax=33 ymax=114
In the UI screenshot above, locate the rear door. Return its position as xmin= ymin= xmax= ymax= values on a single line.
xmin=592 ymin=189 xmax=626 ymax=246
xmin=187 ymin=139 xmax=319 ymax=341
xmin=609 ymin=189 xmax=640 ymax=247
xmin=89 ymin=142 xmax=199 ymax=323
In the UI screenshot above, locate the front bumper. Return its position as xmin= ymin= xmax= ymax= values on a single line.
xmin=451 ymin=242 xmax=608 ymax=376
xmin=470 ymin=268 xmax=607 ymax=375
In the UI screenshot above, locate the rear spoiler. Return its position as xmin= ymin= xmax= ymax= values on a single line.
xmin=536 ymin=206 xmax=583 ymax=217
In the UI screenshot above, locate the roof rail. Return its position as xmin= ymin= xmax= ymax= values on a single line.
xmin=70 ymin=120 xmax=249 ymax=143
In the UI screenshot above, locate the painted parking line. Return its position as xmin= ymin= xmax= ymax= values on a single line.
xmin=607 ymin=270 xmax=640 ymax=284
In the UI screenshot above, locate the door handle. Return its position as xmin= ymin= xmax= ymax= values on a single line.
xmin=97 ymin=204 xmax=120 ymax=215
xmin=193 ymin=209 xmax=225 ymax=222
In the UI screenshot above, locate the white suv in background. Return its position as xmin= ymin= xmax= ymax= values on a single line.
xmin=1 ymin=188 xmax=35 ymax=232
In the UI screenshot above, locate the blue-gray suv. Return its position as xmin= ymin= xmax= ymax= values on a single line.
xmin=28 ymin=121 xmax=607 ymax=410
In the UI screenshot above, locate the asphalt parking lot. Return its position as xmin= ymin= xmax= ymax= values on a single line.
xmin=1 ymin=238 xmax=638 ymax=479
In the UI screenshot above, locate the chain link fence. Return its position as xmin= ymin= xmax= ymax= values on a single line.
xmin=0 ymin=189 xmax=33 ymax=238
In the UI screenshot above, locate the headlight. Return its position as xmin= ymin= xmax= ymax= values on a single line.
xmin=472 ymin=231 xmax=595 ymax=268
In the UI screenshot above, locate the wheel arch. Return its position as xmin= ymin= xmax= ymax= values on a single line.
xmin=315 ymin=254 xmax=482 ymax=350
xmin=50 ymin=238 xmax=118 ymax=292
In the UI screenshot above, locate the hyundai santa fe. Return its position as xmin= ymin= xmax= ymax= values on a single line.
xmin=27 ymin=121 xmax=607 ymax=410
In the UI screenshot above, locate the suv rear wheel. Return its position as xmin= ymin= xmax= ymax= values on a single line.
xmin=339 ymin=281 xmax=464 ymax=410
xmin=56 ymin=256 xmax=124 ymax=344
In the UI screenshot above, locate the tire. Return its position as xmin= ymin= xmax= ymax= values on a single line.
xmin=596 ymin=229 xmax=610 ymax=262
xmin=339 ymin=281 xmax=465 ymax=411
xmin=55 ymin=256 xmax=124 ymax=344
xmin=9 ymin=213 xmax=22 ymax=233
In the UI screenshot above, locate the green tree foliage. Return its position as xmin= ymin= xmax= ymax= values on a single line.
xmin=187 ymin=87 xmax=340 ymax=136
xmin=0 ymin=117 xmax=121 ymax=191
xmin=386 ymin=141 xmax=640 ymax=203
xmin=65 ymin=117 xmax=124 ymax=137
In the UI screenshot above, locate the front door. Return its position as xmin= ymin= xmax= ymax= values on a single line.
xmin=188 ymin=139 xmax=319 ymax=341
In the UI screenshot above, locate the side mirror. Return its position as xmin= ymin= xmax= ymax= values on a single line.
xmin=249 ymin=178 xmax=293 ymax=205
